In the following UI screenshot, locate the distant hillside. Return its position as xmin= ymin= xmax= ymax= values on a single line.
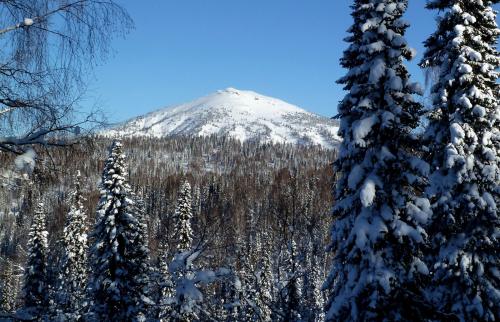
xmin=103 ymin=88 xmax=340 ymax=149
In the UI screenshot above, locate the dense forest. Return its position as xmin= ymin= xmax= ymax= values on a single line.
xmin=1 ymin=0 xmax=499 ymax=321
xmin=0 ymin=136 xmax=336 ymax=320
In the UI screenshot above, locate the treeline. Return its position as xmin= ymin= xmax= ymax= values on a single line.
xmin=0 ymin=135 xmax=336 ymax=321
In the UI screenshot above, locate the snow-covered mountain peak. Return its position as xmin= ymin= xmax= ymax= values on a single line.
xmin=104 ymin=88 xmax=340 ymax=149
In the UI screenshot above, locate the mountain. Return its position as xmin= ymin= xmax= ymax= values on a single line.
xmin=104 ymin=88 xmax=340 ymax=149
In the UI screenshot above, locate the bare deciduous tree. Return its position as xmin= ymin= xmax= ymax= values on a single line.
xmin=0 ymin=0 xmax=133 ymax=154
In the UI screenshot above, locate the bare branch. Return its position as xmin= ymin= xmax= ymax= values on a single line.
xmin=0 ymin=0 xmax=133 ymax=155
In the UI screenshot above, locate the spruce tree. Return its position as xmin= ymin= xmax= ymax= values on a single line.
xmin=1 ymin=261 xmax=15 ymax=313
xmin=239 ymin=260 xmax=257 ymax=322
xmin=174 ymin=180 xmax=193 ymax=253
xmin=56 ymin=170 xmax=88 ymax=317
xmin=88 ymin=141 xmax=150 ymax=321
xmin=282 ymin=239 xmax=301 ymax=322
xmin=251 ymin=234 xmax=273 ymax=322
xmin=420 ymin=1 xmax=500 ymax=320
xmin=257 ymin=236 xmax=274 ymax=322
xmin=23 ymin=202 xmax=49 ymax=316
xmin=157 ymin=239 xmax=174 ymax=320
xmin=304 ymin=240 xmax=324 ymax=322
xmin=325 ymin=1 xmax=431 ymax=320
xmin=166 ymin=180 xmax=199 ymax=321
xmin=310 ymin=261 xmax=324 ymax=322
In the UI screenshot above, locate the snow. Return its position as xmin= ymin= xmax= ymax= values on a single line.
xmin=369 ymin=58 xmax=386 ymax=83
xmin=360 ymin=179 xmax=376 ymax=207
xmin=385 ymin=3 xmax=397 ymax=14
xmin=407 ymin=198 xmax=431 ymax=225
xmin=457 ymin=96 xmax=473 ymax=109
xmin=23 ymin=18 xmax=34 ymax=26
xmin=411 ymin=258 xmax=429 ymax=275
xmin=348 ymin=165 xmax=365 ymax=189
xmin=473 ymin=105 xmax=486 ymax=117
xmin=14 ymin=148 xmax=36 ymax=173
xmin=482 ymin=192 xmax=496 ymax=210
xmin=458 ymin=64 xmax=473 ymax=74
xmin=353 ymin=115 xmax=377 ymax=144
xmin=466 ymin=48 xmax=482 ymax=61
xmin=469 ymin=85 xmax=488 ymax=100
xmin=387 ymin=74 xmax=403 ymax=91
xmin=365 ymin=41 xmax=385 ymax=54
xmin=361 ymin=18 xmax=381 ymax=32
xmin=450 ymin=123 xmax=465 ymax=145
xmin=102 ymin=88 xmax=340 ymax=149
xmin=454 ymin=24 xmax=466 ymax=35
xmin=394 ymin=220 xmax=423 ymax=243
xmin=409 ymin=156 xmax=430 ymax=176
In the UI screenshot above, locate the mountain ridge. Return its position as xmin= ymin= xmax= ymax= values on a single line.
xmin=103 ymin=88 xmax=340 ymax=149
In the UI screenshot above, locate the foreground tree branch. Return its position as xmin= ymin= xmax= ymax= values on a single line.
xmin=0 ymin=0 xmax=133 ymax=154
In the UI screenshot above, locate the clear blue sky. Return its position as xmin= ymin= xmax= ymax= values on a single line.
xmin=86 ymin=1 xmax=475 ymax=122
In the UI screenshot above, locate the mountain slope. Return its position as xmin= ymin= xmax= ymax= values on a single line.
xmin=104 ymin=88 xmax=340 ymax=149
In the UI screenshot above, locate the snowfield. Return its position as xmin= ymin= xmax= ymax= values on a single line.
xmin=103 ymin=88 xmax=341 ymax=149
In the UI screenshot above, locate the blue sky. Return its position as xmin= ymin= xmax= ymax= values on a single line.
xmin=87 ymin=1 xmax=455 ymax=122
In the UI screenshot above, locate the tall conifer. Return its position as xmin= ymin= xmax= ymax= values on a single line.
xmin=23 ymin=202 xmax=49 ymax=316
xmin=325 ymin=1 xmax=431 ymax=320
xmin=88 ymin=141 xmax=150 ymax=321
xmin=421 ymin=1 xmax=500 ymax=320
xmin=56 ymin=170 xmax=88 ymax=317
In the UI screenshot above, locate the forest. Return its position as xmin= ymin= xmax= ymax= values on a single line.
xmin=0 ymin=0 xmax=499 ymax=321
xmin=0 ymin=137 xmax=335 ymax=321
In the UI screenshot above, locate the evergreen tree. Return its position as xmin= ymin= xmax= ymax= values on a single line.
xmin=157 ymin=239 xmax=174 ymax=320
xmin=420 ymin=1 xmax=500 ymax=320
xmin=325 ymin=1 xmax=431 ymax=320
xmin=88 ymin=141 xmax=151 ymax=321
xmin=303 ymin=240 xmax=324 ymax=322
xmin=192 ymin=185 xmax=201 ymax=219
xmin=56 ymin=170 xmax=88 ymax=317
xmin=174 ymin=180 xmax=193 ymax=253
xmin=222 ymin=240 xmax=245 ymax=321
xmin=257 ymin=236 xmax=274 ymax=322
xmin=1 ymin=261 xmax=15 ymax=312
xmin=237 ymin=210 xmax=264 ymax=321
xmin=281 ymin=239 xmax=301 ymax=322
xmin=309 ymin=261 xmax=324 ymax=322
xmin=166 ymin=180 xmax=199 ymax=321
xmin=23 ymin=202 xmax=49 ymax=316
xmin=238 ymin=261 xmax=257 ymax=322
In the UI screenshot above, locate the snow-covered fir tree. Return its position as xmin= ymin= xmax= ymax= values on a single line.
xmin=165 ymin=180 xmax=200 ymax=321
xmin=309 ymin=260 xmax=324 ymax=322
xmin=256 ymin=233 xmax=274 ymax=322
xmin=157 ymin=239 xmax=174 ymax=320
xmin=56 ymin=170 xmax=88 ymax=317
xmin=235 ymin=210 xmax=266 ymax=321
xmin=281 ymin=238 xmax=302 ymax=321
xmin=88 ymin=141 xmax=151 ymax=321
xmin=237 ymin=261 xmax=256 ymax=321
xmin=325 ymin=1 xmax=432 ymax=320
xmin=223 ymin=239 xmax=245 ymax=320
xmin=303 ymin=240 xmax=324 ymax=322
xmin=174 ymin=180 xmax=193 ymax=253
xmin=192 ymin=185 xmax=201 ymax=219
xmin=1 ymin=261 xmax=15 ymax=312
xmin=420 ymin=0 xmax=500 ymax=320
xmin=23 ymin=202 xmax=49 ymax=316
